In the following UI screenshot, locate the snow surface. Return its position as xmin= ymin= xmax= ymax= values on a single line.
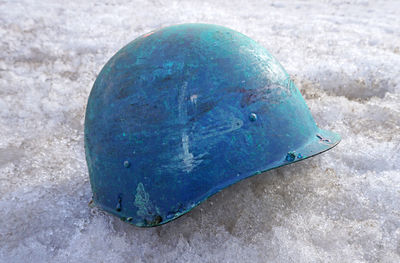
xmin=1 ymin=0 xmax=400 ymax=262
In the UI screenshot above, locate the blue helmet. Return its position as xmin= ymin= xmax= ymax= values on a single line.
xmin=84 ymin=23 xmax=340 ymax=227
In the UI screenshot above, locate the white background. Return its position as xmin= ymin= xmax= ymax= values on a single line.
xmin=1 ymin=0 xmax=400 ymax=262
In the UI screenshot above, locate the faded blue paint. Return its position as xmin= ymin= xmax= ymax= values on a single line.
xmin=84 ymin=23 xmax=340 ymax=227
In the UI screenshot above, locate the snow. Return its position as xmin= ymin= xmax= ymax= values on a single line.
xmin=1 ymin=0 xmax=400 ymax=262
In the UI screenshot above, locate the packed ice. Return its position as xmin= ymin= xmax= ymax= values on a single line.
xmin=1 ymin=0 xmax=400 ymax=262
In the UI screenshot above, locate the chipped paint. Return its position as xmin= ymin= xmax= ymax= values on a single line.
xmin=134 ymin=183 xmax=160 ymax=219
xmin=190 ymin=94 xmax=198 ymax=104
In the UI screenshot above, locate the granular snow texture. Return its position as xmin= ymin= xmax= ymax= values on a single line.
xmin=1 ymin=0 xmax=400 ymax=262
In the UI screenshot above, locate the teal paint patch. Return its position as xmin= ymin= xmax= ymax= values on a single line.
xmin=133 ymin=183 xmax=161 ymax=225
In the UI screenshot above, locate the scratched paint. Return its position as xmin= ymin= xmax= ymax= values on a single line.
xmin=134 ymin=182 xmax=161 ymax=225
xmin=84 ymin=24 xmax=340 ymax=227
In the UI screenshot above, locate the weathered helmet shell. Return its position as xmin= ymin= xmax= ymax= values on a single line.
xmin=84 ymin=23 xmax=340 ymax=227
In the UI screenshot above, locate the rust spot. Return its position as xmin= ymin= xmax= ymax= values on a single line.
xmin=142 ymin=31 xmax=155 ymax=38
